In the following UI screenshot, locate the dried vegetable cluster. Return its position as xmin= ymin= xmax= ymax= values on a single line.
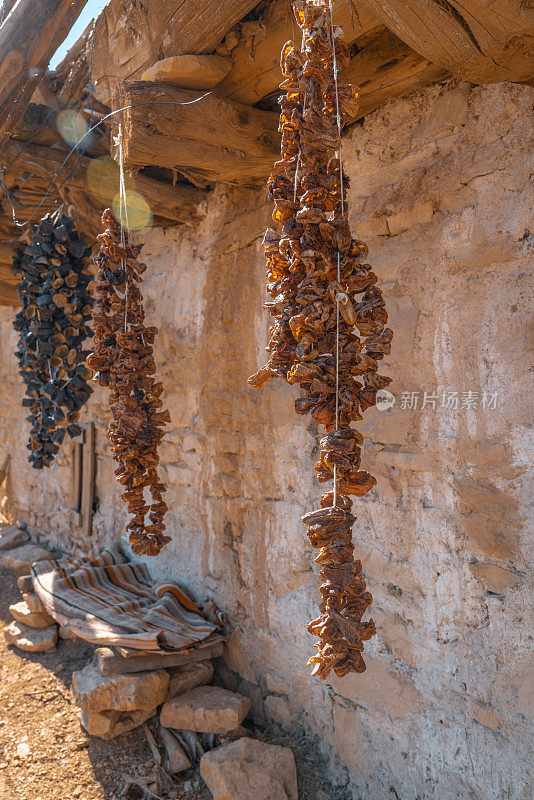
xmin=13 ymin=213 xmax=94 ymax=468
xmin=87 ymin=210 xmax=170 ymax=557
xmin=248 ymin=0 xmax=393 ymax=679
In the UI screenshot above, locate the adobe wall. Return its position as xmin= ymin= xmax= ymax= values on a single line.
xmin=0 ymin=79 xmax=532 ymax=799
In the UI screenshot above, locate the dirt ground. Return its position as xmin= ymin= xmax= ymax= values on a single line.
xmin=0 ymin=565 xmax=349 ymax=800
xmin=0 ymin=566 xmax=211 ymax=800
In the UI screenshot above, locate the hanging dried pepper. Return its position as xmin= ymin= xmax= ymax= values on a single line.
xmin=248 ymin=0 xmax=393 ymax=679
xmin=87 ymin=210 xmax=171 ymax=556
xmin=13 ymin=212 xmax=94 ymax=468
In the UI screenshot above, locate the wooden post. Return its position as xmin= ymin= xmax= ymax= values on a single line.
xmin=80 ymin=422 xmax=95 ymax=540
xmin=0 ymin=0 xmax=87 ymax=149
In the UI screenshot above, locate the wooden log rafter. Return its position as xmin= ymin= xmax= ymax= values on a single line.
xmin=216 ymin=0 xmax=380 ymax=106
xmin=1 ymin=138 xmax=206 ymax=228
xmin=0 ymin=0 xmax=87 ymax=149
xmin=91 ymin=0 xmax=262 ymax=104
xmin=358 ymin=0 xmax=534 ymax=84
xmin=113 ymin=82 xmax=280 ymax=186
xmin=0 ymin=0 xmax=532 ymax=308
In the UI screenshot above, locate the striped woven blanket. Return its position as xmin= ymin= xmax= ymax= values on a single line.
xmin=31 ymin=548 xmax=224 ymax=651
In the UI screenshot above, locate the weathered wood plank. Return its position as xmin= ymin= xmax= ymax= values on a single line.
xmin=92 ymin=0 xmax=260 ymax=104
xmin=0 ymin=0 xmax=87 ymax=149
xmin=342 ymin=27 xmax=449 ymax=121
xmin=11 ymin=103 xmax=59 ymax=147
xmin=217 ymin=0 xmax=380 ymax=106
xmin=358 ymin=0 xmax=534 ymax=83
xmin=71 ymin=441 xmax=83 ymax=514
xmin=80 ymin=422 xmax=95 ymax=541
xmin=114 ymin=82 xmax=280 ymax=186
xmin=95 ymin=641 xmax=225 ymax=676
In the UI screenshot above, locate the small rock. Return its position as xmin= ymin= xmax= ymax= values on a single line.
xmin=265 ymin=695 xmax=291 ymax=728
xmin=16 ymin=741 xmax=30 ymax=757
xmin=200 ymin=737 xmax=298 ymax=800
xmin=4 ymin=620 xmax=57 ymax=652
xmin=22 ymin=592 xmax=45 ymax=613
xmin=9 ymin=600 xmax=55 ymax=629
xmin=0 ymin=544 xmax=52 ymax=574
xmin=71 ymin=662 xmax=170 ymax=712
xmin=160 ymin=727 xmax=192 ymax=773
xmin=165 ymin=660 xmax=214 ymax=701
xmin=59 ymin=625 xmax=75 ymax=640
xmin=80 ymin=707 xmax=155 ymax=739
xmin=160 ymin=686 xmax=251 ymax=735
xmin=17 ymin=574 xmax=34 ymax=593
xmin=0 ymin=525 xmax=29 ymax=551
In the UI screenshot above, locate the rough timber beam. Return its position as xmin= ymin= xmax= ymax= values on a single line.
xmin=216 ymin=0 xmax=380 ymax=106
xmin=91 ymin=0 xmax=260 ymax=104
xmin=2 ymin=140 xmax=206 ymax=230
xmin=0 ymin=0 xmax=87 ymax=149
xmin=113 ymin=82 xmax=280 ymax=186
xmin=358 ymin=0 xmax=534 ymax=84
xmin=342 ymin=27 xmax=449 ymax=121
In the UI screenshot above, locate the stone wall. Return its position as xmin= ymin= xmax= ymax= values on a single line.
xmin=0 ymin=79 xmax=532 ymax=799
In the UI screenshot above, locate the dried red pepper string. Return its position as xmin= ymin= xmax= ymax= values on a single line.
xmin=248 ymin=0 xmax=394 ymax=678
xmin=88 ymin=210 xmax=171 ymax=556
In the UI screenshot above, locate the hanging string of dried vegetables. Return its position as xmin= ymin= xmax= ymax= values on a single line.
xmin=87 ymin=210 xmax=170 ymax=557
xmin=13 ymin=212 xmax=94 ymax=468
xmin=248 ymin=0 xmax=393 ymax=679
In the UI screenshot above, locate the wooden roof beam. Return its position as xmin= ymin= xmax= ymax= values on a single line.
xmin=2 ymin=139 xmax=206 ymax=230
xmin=0 ymin=240 xmax=18 ymax=307
xmin=216 ymin=0 xmax=380 ymax=106
xmin=0 ymin=0 xmax=87 ymax=149
xmin=91 ymin=0 xmax=261 ymax=104
xmin=343 ymin=26 xmax=449 ymax=121
xmin=113 ymin=82 xmax=280 ymax=186
xmin=358 ymin=0 xmax=534 ymax=84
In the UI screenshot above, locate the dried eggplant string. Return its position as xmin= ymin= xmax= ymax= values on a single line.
xmin=88 ymin=208 xmax=171 ymax=557
xmin=12 ymin=213 xmax=94 ymax=469
xmin=248 ymin=0 xmax=393 ymax=679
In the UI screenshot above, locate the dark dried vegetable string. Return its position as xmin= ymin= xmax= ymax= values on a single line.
xmin=13 ymin=212 xmax=94 ymax=468
xmin=87 ymin=210 xmax=171 ymax=556
xmin=248 ymin=0 xmax=393 ymax=679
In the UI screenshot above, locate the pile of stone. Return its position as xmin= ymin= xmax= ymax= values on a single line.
xmin=71 ymin=646 xmax=299 ymax=798
xmin=72 ymin=645 xmax=246 ymax=750
xmin=1 ymin=524 xmax=59 ymax=653
xmin=1 ymin=523 xmax=300 ymax=799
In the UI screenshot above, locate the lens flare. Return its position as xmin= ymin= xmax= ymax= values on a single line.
xmin=86 ymin=156 xmax=119 ymax=206
xmin=56 ymin=110 xmax=91 ymax=150
xmin=87 ymin=157 xmax=153 ymax=231
xmin=112 ymin=190 xmax=152 ymax=232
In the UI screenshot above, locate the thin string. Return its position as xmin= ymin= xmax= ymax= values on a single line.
xmin=328 ymin=0 xmax=345 ymax=508
xmin=293 ymin=28 xmax=308 ymax=202
xmin=115 ymin=124 xmax=130 ymax=334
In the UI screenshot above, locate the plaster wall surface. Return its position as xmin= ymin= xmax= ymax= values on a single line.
xmin=0 ymin=80 xmax=532 ymax=799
